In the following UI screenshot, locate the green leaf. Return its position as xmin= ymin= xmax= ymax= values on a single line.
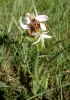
xmin=25 ymin=36 xmax=34 ymax=42
xmin=41 ymin=40 xmax=62 ymax=54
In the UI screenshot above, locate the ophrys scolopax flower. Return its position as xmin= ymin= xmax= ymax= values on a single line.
xmin=19 ymin=13 xmax=48 ymax=36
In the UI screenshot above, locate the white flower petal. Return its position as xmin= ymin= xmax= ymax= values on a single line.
xmin=40 ymin=23 xmax=47 ymax=31
xmin=35 ymin=15 xmax=49 ymax=22
xmin=32 ymin=32 xmax=39 ymax=36
xmin=25 ymin=13 xmax=31 ymax=24
xmin=43 ymin=34 xmax=53 ymax=38
xmin=19 ymin=16 xmax=29 ymax=29
xmin=41 ymin=31 xmax=49 ymax=35
xmin=25 ymin=16 xmax=30 ymax=24
xmin=26 ymin=12 xmax=30 ymax=16
xmin=32 ymin=37 xmax=41 ymax=44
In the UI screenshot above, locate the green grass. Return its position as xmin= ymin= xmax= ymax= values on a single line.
xmin=0 ymin=0 xmax=70 ymax=100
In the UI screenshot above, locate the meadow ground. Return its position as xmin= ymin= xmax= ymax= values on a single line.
xmin=0 ymin=0 xmax=70 ymax=100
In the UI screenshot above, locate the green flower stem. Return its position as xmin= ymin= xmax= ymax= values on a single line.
xmin=34 ymin=50 xmax=39 ymax=77
xmin=32 ymin=50 xmax=39 ymax=95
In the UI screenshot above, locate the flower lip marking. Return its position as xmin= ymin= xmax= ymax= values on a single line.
xmin=29 ymin=16 xmax=41 ymax=36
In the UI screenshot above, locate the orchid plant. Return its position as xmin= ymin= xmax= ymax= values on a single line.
xmin=19 ymin=12 xmax=52 ymax=50
xmin=19 ymin=11 xmax=53 ymax=95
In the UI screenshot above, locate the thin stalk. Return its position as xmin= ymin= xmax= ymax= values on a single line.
xmin=34 ymin=50 xmax=39 ymax=77
xmin=32 ymin=50 xmax=39 ymax=95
